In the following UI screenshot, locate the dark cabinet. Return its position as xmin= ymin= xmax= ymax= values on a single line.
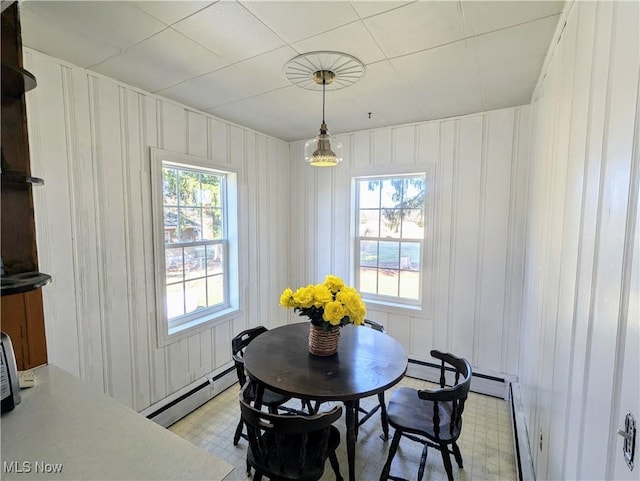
xmin=1 ymin=3 xmax=49 ymax=369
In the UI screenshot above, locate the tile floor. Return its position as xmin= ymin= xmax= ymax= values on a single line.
xmin=169 ymin=377 xmax=517 ymax=481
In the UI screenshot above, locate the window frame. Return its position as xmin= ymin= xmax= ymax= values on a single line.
xmin=352 ymin=172 xmax=429 ymax=309
xmin=150 ymin=148 xmax=240 ymax=347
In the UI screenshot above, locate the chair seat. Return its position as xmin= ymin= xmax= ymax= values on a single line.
xmin=242 ymin=381 xmax=291 ymax=407
xmin=387 ymin=387 xmax=460 ymax=443
xmin=247 ymin=425 xmax=341 ymax=481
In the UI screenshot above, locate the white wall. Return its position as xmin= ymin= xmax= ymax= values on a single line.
xmin=520 ymin=1 xmax=639 ymax=479
xmin=24 ymin=49 xmax=291 ymax=411
xmin=26 ymin=42 xmax=530 ymax=414
xmin=288 ymin=106 xmax=530 ymax=378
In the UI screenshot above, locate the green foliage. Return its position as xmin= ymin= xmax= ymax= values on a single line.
xmin=367 ymin=177 xmax=425 ymax=232
xmin=163 ymin=166 xmax=223 ymax=240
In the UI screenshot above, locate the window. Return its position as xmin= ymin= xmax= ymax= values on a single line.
xmin=354 ymin=174 xmax=426 ymax=306
xmin=151 ymin=149 xmax=239 ymax=345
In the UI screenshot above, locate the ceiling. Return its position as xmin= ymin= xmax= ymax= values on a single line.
xmin=18 ymin=0 xmax=564 ymax=142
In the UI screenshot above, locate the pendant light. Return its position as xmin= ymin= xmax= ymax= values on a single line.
xmin=284 ymin=52 xmax=364 ymax=167
xmin=304 ymin=70 xmax=342 ymax=166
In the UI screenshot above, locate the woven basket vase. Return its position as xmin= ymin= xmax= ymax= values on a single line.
xmin=308 ymin=323 xmax=340 ymax=356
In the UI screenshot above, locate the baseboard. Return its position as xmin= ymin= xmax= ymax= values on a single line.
xmin=509 ymin=382 xmax=535 ymax=481
xmin=140 ymin=367 xmax=237 ymax=428
xmin=407 ymin=359 xmax=514 ymax=399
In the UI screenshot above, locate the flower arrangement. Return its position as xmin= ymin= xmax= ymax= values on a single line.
xmin=279 ymin=275 xmax=366 ymax=330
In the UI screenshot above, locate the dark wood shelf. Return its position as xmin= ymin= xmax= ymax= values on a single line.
xmin=1 ymin=62 xmax=36 ymax=101
xmin=1 ymin=272 xmax=52 ymax=297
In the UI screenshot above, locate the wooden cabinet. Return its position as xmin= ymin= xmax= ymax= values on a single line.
xmin=1 ymin=3 xmax=48 ymax=369
xmin=1 ymin=290 xmax=47 ymax=370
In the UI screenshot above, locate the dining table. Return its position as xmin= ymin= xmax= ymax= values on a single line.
xmin=243 ymin=322 xmax=408 ymax=481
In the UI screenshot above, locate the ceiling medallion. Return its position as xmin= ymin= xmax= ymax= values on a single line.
xmin=284 ymin=51 xmax=365 ymax=91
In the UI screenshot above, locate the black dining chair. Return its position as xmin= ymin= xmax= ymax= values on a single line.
xmin=354 ymin=319 xmax=391 ymax=439
xmin=239 ymin=383 xmax=344 ymax=481
xmin=379 ymin=350 xmax=472 ymax=481
xmin=232 ymin=326 xmax=293 ymax=446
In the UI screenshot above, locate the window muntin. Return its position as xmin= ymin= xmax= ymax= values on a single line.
xmin=151 ymin=148 xmax=240 ymax=346
xmin=355 ymin=174 xmax=426 ymax=305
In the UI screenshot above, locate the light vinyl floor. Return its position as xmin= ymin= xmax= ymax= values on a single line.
xmin=169 ymin=377 xmax=517 ymax=481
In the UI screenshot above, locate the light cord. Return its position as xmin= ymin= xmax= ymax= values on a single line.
xmin=322 ymin=76 xmax=326 ymax=124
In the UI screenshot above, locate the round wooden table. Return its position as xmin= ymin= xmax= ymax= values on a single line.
xmin=243 ymin=322 xmax=408 ymax=481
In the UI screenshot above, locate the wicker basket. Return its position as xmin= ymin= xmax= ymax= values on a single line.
xmin=308 ymin=323 xmax=340 ymax=356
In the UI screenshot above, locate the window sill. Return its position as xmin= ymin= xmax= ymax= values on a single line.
xmin=160 ymin=307 xmax=241 ymax=347
xmin=364 ymin=298 xmax=424 ymax=313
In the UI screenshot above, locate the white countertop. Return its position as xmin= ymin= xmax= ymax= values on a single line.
xmin=0 ymin=365 xmax=235 ymax=480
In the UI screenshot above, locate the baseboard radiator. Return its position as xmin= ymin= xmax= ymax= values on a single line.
xmin=509 ymin=382 xmax=536 ymax=481
xmin=140 ymin=367 xmax=237 ymax=428
xmin=407 ymin=358 xmax=513 ymax=399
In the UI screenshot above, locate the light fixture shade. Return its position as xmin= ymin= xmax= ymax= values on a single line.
xmin=304 ymin=123 xmax=343 ymax=167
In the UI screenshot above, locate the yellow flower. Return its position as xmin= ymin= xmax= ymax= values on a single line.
xmin=279 ymin=287 xmax=295 ymax=308
xmin=313 ymin=284 xmax=332 ymax=307
xmin=293 ymin=285 xmax=315 ymax=309
xmin=323 ymin=300 xmax=346 ymax=326
xmin=323 ymin=274 xmax=345 ymax=293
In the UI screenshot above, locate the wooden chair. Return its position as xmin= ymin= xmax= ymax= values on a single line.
xmin=379 ymin=350 xmax=472 ymax=481
xmin=232 ymin=326 xmax=293 ymax=446
xmin=239 ymin=383 xmax=344 ymax=481
xmin=355 ymin=319 xmax=391 ymax=439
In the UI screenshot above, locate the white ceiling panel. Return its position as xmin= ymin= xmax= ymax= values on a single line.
xmin=159 ymin=45 xmax=297 ymax=110
xmin=345 ymin=61 xmax=408 ymax=98
xmin=479 ymin=56 xmax=543 ymax=108
xmin=208 ymin=86 xmax=317 ymax=140
xmin=292 ymin=20 xmax=386 ymax=66
xmin=240 ymin=1 xmax=360 ymax=44
xmin=350 ymin=87 xmax=426 ymax=129
xmin=92 ymin=28 xmax=227 ymax=93
xmin=172 ymin=2 xmax=285 ymax=63
xmin=349 ymin=1 xmax=412 ymax=20
xmin=21 ymin=1 xmax=165 ymax=52
xmin=19 ymin=0 xmax=564 ymax=142
xmin=231 ymin=45 xmax=299 ymax=93
xmin=131 ymin=1 xmax=214 ymax=26
xmin=472 ymin=15 xmax=560 ymax=69
xmin=19 ymin=4 xmax=121 ymax=68
xmin=462 ymin=0 xmax=564 ymax=36
xmin=363 ymin=1 xmax=467 ymax=58
xmin=391 ymin=39 xmax=484 ymax=119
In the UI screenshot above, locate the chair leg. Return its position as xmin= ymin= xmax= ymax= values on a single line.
xmin=440 ymin=443 xmax=455 ymax=481
xmin=451 ymin=441 xmax=464 ymax=468
xmin=355 ymin=400 xmax=360 ymax=440
xmin=417 ymin=443 xmax=429 ymax=481
xmin=328 ymin=451 xmax=343 ymax=481
xmin=379 ymin=429 xmax=402 ymax=481
xmin=378 ymin=392 xmax=389 ymax=440
xmin=302 ymin=399 xmax=314 ymax=413
xmin=233 ymin=418 xmax=244 ymax=446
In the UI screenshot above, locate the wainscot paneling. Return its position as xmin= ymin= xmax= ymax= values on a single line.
xmin=519 ymin=1 xmax=640 ymax=479
xmin=288 ymin=105 xmax=531 ymax=380
xmin=24 ymin=49 xmax=290 ymax=412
